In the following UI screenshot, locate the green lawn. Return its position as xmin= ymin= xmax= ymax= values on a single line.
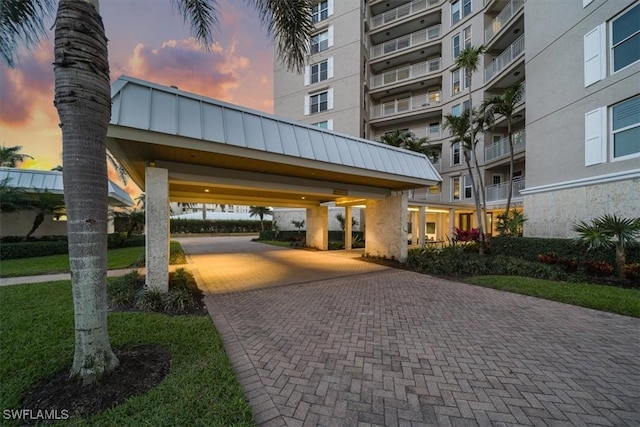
xmin=0 ymin=281 xmax=254 ymax=426
xmin=467 ymin=275 xmax=640 ymax=318
xmin=0 ymin=241 xmax=185 ymax=278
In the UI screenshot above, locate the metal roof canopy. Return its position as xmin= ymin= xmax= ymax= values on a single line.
xmin=107 ymin=76 xmax=441 ymax=208
xmin=0 ymin=167 xmax=134 ymax=207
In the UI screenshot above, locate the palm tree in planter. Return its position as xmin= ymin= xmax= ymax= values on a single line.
xmin=573 ymin=214 xmax=640 ymax=278
xmin=249 ymin=206 xmax=273 ymax=231
xmin=442 ymin=109 xmax=487 ymax=254
xmin=2 ymin=0 xmax=314 ymax=384
xmin=481 ymin=81 xmax=524 ymax=218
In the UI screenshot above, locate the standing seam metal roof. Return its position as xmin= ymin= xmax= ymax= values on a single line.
xmin=109 ymin=75 xmax=441 ymax=184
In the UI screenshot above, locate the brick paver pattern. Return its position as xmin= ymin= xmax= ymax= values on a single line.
xmin=180 ymin=237 xmax=640 ymax=427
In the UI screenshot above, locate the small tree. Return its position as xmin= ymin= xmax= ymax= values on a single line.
xmin=292 ymin=219 xmax=305 ymax=233
xmin=335 ymin=212 xmax=358 ymax=231
xmin=573 ymin=214 xmax=640 ymax=278
xmin=249 ymin=206 xmax=273 ymax=231
xmin=24 ymin=191 xmax=65 ymax=240
xmin=0 ymin=145 xmax=33 ymax=167
xmin=496 ymin=210 xmax=526 ymax=237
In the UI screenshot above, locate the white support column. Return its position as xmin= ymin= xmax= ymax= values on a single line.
xmin=145 ymin=166 xmax=169 ymax=292
xmin=365 ymin=192 xmax=408 ymax=261
xmin=306 ymin=206 xmax=328 ymax=250
xmin=345 ymin=206 xmax=353 ymax=250
xmin=418 ymin=206 xmax=426 ymax=247
xmin=412 ymin=211 xmax=419 ymax=246
xmin=449 ymin=208 xmax=456 ymax=240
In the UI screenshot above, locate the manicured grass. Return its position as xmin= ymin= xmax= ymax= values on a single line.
xmin=467 ymin=275 xmax=640 ymax=318
xmin=255 ymin=240 xmax=295 ymax=248
xmin=0 ymin=241 xmax=186 ymax=278
xmin=0 ymin=281 xmax=254 ymax=426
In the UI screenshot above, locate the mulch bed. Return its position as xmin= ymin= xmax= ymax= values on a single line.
xmin=21 ymin=345 xmax=171 ymax=422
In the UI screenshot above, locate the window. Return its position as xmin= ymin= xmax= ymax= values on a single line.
xmin=492 ymin=175 xmax=502 ymax=185
xmin=452 ymin=177 xmax=460 ymax=200
xmin=451 ymin=68 xmax=469 ymax=95
xmin=453 ymin=26 xmax=471 ymax=59
xmin=459 ymin=213 xmax=472 ymax=230
xmin=452 ymin=104 xmax=461 ymax=116
xmin=464 ymin=175 xmax=473 ymax=198
xmin=305 ymin=58 xmax=334 ymax=85
xmin=305 ymin=89 xmax=334 ymax=115
xmin=584 ymin=4 xmax=640 ymax=86
xmin=312 ymin=0 xmax=331 ymax=23
xmin=463 ymin=26 xmax=472 ymax=48
xmin=312 ymin=119 xmax=333 ymax=130
xmin=585 ymin=95 xmax=640 ymax=165
xmin=611 ymin=3 xmax=640 ymax=72
xmin=612 ymin=95 xmax=640 ymax=160
xmin=452 ymin=142 xmax=462 ymax=165
xmin=463 ymin=99 xmax=471 ymax=112
xmin=452 ymin=34 xmax=461 ymax=59
xmin=451 ymin=0 xmax=472 ymax=25
xmin=310 ymin=27 xmax=333 ymax=54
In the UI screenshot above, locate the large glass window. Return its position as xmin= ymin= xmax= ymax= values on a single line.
xmin=311 ymin=30 xmax=329 ymax=54
xmin=452 ymin=142 xmax=462 ymax=165
xmin=310 ymin=92 xmax=328 ymax=114
xmin=451 ymin=0 xmax=472 ymax=25
xmin=452 ymin=34 xmax=461 ymax=59
xmin=464 ymin=175 xmax=473 ymax=198
xmin=451 ymin=68 xmax=469 ymax=95
xmin=463 ymin=26 xmax=472 ymax=48
xmin=612 ymin=95 xmax=640 ymax=159
xmin=452 ymin=177 xmax=460 ymax=200
xmin=312 ymin=1 xmax=329 ymax=23
xmin=611 ymin=3 xmax=640 ymax=72
xmin=311 ymin=60 xmax=328 ymax=84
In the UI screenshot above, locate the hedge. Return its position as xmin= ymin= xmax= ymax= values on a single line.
xmin=0 ymin=234 xmax=146 ymax=260
xmin=488 ymin=236 xmax=640 ymax=265
xmin=170 ymin=219 xmax=270 ymax=234
xmin=258 ymin=230 xmax=365 ymax=242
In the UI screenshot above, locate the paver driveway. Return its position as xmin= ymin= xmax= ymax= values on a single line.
xmin=178 ymin=236 xmax=640 ymax=427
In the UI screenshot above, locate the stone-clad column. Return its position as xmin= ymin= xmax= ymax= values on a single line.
xmin=345 ymin=206 xmax=353 ymax=250
xmin=145 ymin=166 xmax=169 ymax=292
xmin=306 ymin=206 xmax=328 ymax=250
xmin=418 ymin=206 xmax=426 ymax=247
xmin=365 ymin=192 xmax=408 ymax=261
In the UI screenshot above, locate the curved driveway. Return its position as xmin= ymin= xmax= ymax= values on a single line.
xmin=178 ymin=236 xmax=640 ymax=426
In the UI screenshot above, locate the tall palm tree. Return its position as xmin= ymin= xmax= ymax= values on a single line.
xmin=380 ymin=129 xmax=429 ymax=153
xmin=0 ymin=145 xmax=34 ymax=167
xmin=249 ymin=206 xmax=273 ymax=231
xmin=455 ymin=45 xmax=486 ymax=107
xmin=442 ymin=110 xmax=486 ymax=254
xmin=482 ymin=81 xmax=524 ymax=217
xmin=2 ymin=0 xmax=314 ymax=384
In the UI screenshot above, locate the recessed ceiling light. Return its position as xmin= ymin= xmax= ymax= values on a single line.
xmin=204 ymin=189 xmax=210 ymax=193
xmin=301 ymin=196 xmax=306 ymax=199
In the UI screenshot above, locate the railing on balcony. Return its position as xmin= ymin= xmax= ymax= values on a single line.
xmin=485 ymin=34 xmax=525 ymax=82
xmin=370 ymin=0 xmax=440 ymax=30
xmin=371 ymin=25 xmax=441 ymax=59
xmin=484 ymin=0 xmax=525 ymax=42
xmin=370 ymin=91 xmax=441 ymax=119
xmin=485 ymin=179 xmax=526 ymax=203
xmin=371 ymin=58 xmax=441 ymax=89
xmin=409 ymin=187 xmax=442 ymax=201
xmin=484 ymin=130 xmax=525 ymax=162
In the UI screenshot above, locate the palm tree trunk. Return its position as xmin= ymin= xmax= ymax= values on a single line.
xmin=616 ymin=241 xmax=626 ymax=278
xmin=472 ymin=151 xmax=487 ymax=234
xmin=465 ymin=156 xmax=484 ymax=255
xmin=24 ymin=211 xmax=45 ymax=240
xmin=202 ymin=203 xmax=206 ymax=221
xmin=505 ymin=119 xmax=514 ymax=217
xmin=55 ymin=0 xmax=118 ymax=384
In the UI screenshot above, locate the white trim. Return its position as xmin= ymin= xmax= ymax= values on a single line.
xmin=328 ymin=0 xmax=334 ymax=17
xmin=327 ymin=118 xmax=334 ymax=130
xmin=584 ymin=106 xmax=606 ymax=166
xmin=304 ymin=95 xmax=310 ymax=115
xmin=583 ymin=0 xmax=594 ymax=7
xmin=304 ymin=65 xmax=310 ymax=86
xmin=521 ymin=169 xmax=640 ymax=195
xmin=327 ymin=88 xmax=334 ymax=110
xmin=328 ymin=25 xmax=334 ymax=48
xmin=327 ymin=57 xmax=334 ymax=79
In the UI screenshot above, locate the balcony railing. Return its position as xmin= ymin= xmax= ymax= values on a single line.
xmin=484 ymin=0 xmax=525 ymax=42
xmin=370 ymin=0 xmax=440 ymax=30
xmin=371 ymin=58 xmax=441 ymax=89
xmin=485 ymin=34 xmax=525 ymax=82
xmin=485 ymin=179 xmax=525 ymax=203
xmin=484 ymin=130 xmax=526 ymax=162
xmin=370 ymin=91 xmax=441 ymax=119
xmin=371 ymin=25 xmax=441 ymax=59
xmin=409 ymin=187 xmax=442 ymax=201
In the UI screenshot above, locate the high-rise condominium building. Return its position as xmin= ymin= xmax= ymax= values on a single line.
xmin=274 ymin=0 xmax=639 ymax=239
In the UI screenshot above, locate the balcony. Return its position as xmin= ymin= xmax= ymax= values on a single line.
xmin=484 ymin=130 xmax=525 ymax=163
xmin=370 ymin=0 xmax=441 ymax=30
xmin=371 ymin=25 xmax=441 ymax=59
xmin=484 ymin=34 xmax=524 ymax=83
xmin=409 ymin=187 xmax=443 ymax=201
xmin=370 ymin=91 xmax=441 ymax=119
xmin=485 ymin=0 xmax=525 ymax=43
xmin=371 ymin=58 xmax=441 ymax=89
xmin=485 ymin=179 xmax=525 ymax=203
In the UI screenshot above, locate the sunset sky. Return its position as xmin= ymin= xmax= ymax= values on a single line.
xmin=0 ymin=1 xmax=276 ymax=195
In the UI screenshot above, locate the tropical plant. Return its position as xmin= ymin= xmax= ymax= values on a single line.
xmin=134 ymin=193 xmax=145 ymax=210
xmin=0 ymin=145 xmax=33 ymax=167
xmin=335 ymin=212 xmax=358 ymax=231
xmin=455 ymin=45 xmax=486 ymax=107
xmin=2 ymin=0 xmax=314 ymax=384
xmin=496 ymin=210 xmax=527 ymax=237
xmin=249 ymin=206 xmax=273 ymax=231
xmin=573 ymin=214 xmax=640 ymax=278
xmin=0 ymin=177 xmax=31 ymax=212
xmin=482 ymin=82 xmax=524 ymax=215
xmin=23 ymin=191 xmax=65 ymax=240
xmin=292 ymin=219 xmax=305 ymax=232
xmin=380 ymin=129 xmax=430 ymax=154
xmin=113 ymin=209 xmax=145 ymax=239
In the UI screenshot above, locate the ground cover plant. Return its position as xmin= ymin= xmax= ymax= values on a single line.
xmin=0 ymin=241 xmax=186 ymax=278
xmin=0 ymin=280 xmax=254 ymax=425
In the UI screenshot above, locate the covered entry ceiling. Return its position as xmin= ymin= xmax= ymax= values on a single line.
xmin=107 ymin=76 xmax=441 ymax=207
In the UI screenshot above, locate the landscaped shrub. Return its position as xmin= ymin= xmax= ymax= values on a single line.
xmin=0 ymin=240 xmax=69 ymax=260
xmin=136 ymin=289 xmax=165 ymax=312
xmin=107 ymin=271 xmax=144 ymax=308
xmin=164 ymin=287 xmax=199 ymax=313
xmin=536 ymin=252 xmax=558 ymax=264
xmin=583 ymin=260 xmax=615 ymax=277
xmin=558 ymin=258 xmax=580 ymax=272
xmin=624 ymin=264 xmax=640 ymax=282
xmin=107 ymin=233 xmax=145 ymax=249
xmin=0 ymin=235 xmax=67 ymax=243
xmin=170 ymin=219 xmax=269 ymax=234
xmin=490 ymin=256 xmax=568 ymax=281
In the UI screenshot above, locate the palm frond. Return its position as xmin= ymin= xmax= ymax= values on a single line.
xmin=172 ymin=0 xmax=218 ymax=47
xmin=245 ymin=0 xmax=315 ymax=72
xmin=0 ymin=0 xmax=55 ymax=67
